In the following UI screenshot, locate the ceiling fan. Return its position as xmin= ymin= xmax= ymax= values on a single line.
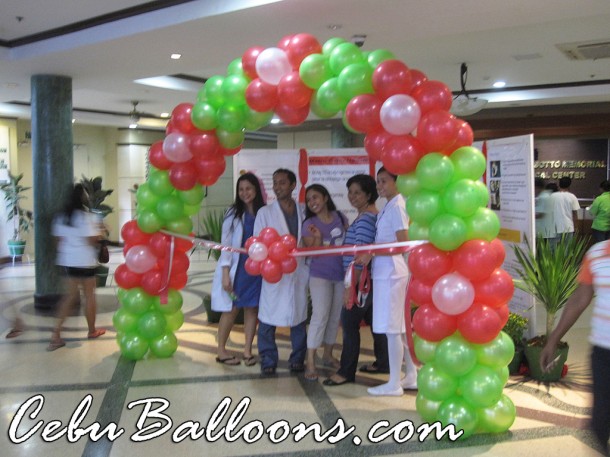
xmin=128 ymin=101 xmax=141 ymax=127
xmin=450 ymin=63 xmax=488 ymax=117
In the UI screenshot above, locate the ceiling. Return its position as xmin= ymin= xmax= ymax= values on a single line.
xmin=1 ymin=0 xmax=610 ymax=131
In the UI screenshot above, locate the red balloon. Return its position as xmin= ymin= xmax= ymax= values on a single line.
xmin=242 ymin=46 xmax=264 ymax=80
xmin=490 ymin=239 xmax=506 ymax=266
xmin=345 ymin=94 xmax=383 ymax=134
xmin=411 ymin=80 xmax=453 ymax=114
xmin=245 ymin=258 xmax=262 ymax=276
xmin=149 ymin=140 xmax=173 ymax=170
xmin=121 ymin=220 xmax=152 ymax=246
xmin=278 ymin=72 xmax=313 ymax=109
xmin=244 ymin=236 xmax=259 ymax=251
xmin=169 ymin=272 xmax=188 ymax=290
xmin=194 ymin=155 xmax=226 ymax=186
xmin=114 ymin=263 xmax=142 ymax=289
xmin=280 ymin=256 xmax=297 ymax=274
xmin=259 ymin=227 xmax=281 ymax=246
xmin=453 ymin=240 xmax=500 ymax=282
xmin=407 ymin=68 xmax=428 ymax=89
xmin=380 ymin=134 xmax=424 ymax=175
xmin=458 ymin=303 xmax=503 ymax=344
xmin=277 ymin=34 xmax=293 ymax=50
xmin=408 ymin=243 xmax=453 ymax=284
xmin=364 ymin=128 xmax=393 ymax=162
xmin=170 ymin=251 xmax=190 ymax=275
xmin=275 ymin=102 xmax=309 ymax=126
xmin=171 ymin=103 xmax=196 ymax=134
xmin=149 ymin=232 xmax=192 ymax=258
xmin=285 ymin=33 xmax=322 ymax=69
xmin=280 ymin=234 xmax=297 ymax=251
xmin=267 ymin=240 xmax=289 ymax=262
xmin=189 ymin=132 xmax=219 ymax=159
xmin=442 ymin=121 xmax=474 ymax=155
xmin=409 ymin=278 xmax=433 ymax=305
xmin=169 ymin=161 xmax=199 ymax=191
xmin=473 ymin=268 xmax=514 ymax=308
xmin=416 ymin=109 xmax=461 ymax=152
xmin=219 ymin=145 xmax=242 ymax=156
xmin=165 ymin=119 xmax=178 ymax=135
xmin=412 ymin=303 xmax=458 ymax=342
xmin=261 ymin=258 xmax=283 ymax=283
xmin=372 ymin=60 xmax=412 ymax=100
xmin=495 ymin=303 xmax=510 ymax=327
xmin=141 ymin=269 xmax=164 ymax=295
xmin=245 ymin=79 xmax=279 ymax=112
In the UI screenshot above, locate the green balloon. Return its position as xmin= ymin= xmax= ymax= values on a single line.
xmin=217 ymin=129 xmax=244 ymax=149
xmin=451 ymin=146 xmax=487 ymax=181
xmin=138 ymin=311 xmax=167 ymax=340
xmin=397 ymin=172 xmax=420 ymax=197
xmin=417 ymin=362 xmax=458 ymax=402
xmin=154 ymin=289 xmax=183 ymax=315
xmin=496 ymin=366 xmax=510 ymax=386
xmin=367 ymin=49 xmax=395 ymax=69
xmin=119 ymin=333 xmax=149 ymax=360
xmin=166 ymin=215 xmax=193 ymax=235
xmin=165 ymin=310 xmax=185 ymax=332
xmin=407 ymin=190 xmax=443 ymax=225
xmin=244 ymin=107 xmax=273 ymax=131
xmin=477 ymin=394 xmax=516 ymax=434
xmin=475 ymin=331 xmax=515 ymax=369
xmin=299 ymin=53 xmax=333 ymax=89
xmin=310 ymin=92 xmax=338 ymax=118
xmin=443 ymin=179 xmax=482 ymax=218
xmin=137 ymin=210 xmax=163 ymax=234
xmin=157 ymin=195 xmax=185 ymax=221
xmin=204 ymin=75 xmax=226 ymax=109
xmin=221 ymin=74 xmax=249 ymax=106
xmin=316 ymin=77 xmax=348 ymax=113
xmin=117 ymin=287 xmax=128 ymax=304
xmin=136 ymin=183 xmax=162 ymax=210
xmin=124 ymin=288 xmax=155 ymax=315
xmin=435 ymin=334 xmax=477 ymax=377
xmin=177 ymin=184 xmax=205 ymax=206
xmin=322 ymin=37 xmax=347 ymax=56
xmin=459 ymin=365 xmax=504 ymax=408
xmin=465 ymin=208 xmax=500 ymax=241
xmin=148 ymin=170 xmax=174 ymax=197
xmin=416 ymin=153 xmax=455 ymax=192
xmin=472 ymin=180 xmax=490 ymax=207
xmin=217 ymin=103 xmax=246 ymax=132
xmin=226 ymin=57 xmax=245 ymax=77
xmin=429 ymin=214 xmax=467 ymax=251
xmin=113 ymin=307 xmax=139 ymax=334
xmin=437 ymin=397 xmax=478 ymax=439
xmin=416 ymin=393 xmax=442 ymax=422
xmin=191 ymin=101 xmax=218 ymax=131
xmin=149 ymin=331 xmax=178 ymax=358
xmin=196 ymin=86 xmax=207 ymax=103
xmin=413 ymin=334 xmax=438 ymax=364
xmin=337 ymin=62 xmax=374 ymax=100
xmin=329 ymin=42 xmax=365 ymax=75
xmin=183 ymin=203 xmax=201 ymax=217
xmin=408 ymin=220 xmax=430 ymax=241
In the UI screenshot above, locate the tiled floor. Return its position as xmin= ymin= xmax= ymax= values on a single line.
xmin=0 ymin=248 xmax=606 ymax=456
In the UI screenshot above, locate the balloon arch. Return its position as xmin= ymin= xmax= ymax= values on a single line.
xmin=114 ymin=33 xmax=516 ymax=437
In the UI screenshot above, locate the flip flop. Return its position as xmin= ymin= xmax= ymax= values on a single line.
xmin=243 ymin=355 xmax=257 ymax=366
xmin=88 ymin=329 xmax=106 ymax=339
xmin=216 ymin=356 xmax=241 ymax=365
xmin=47 ymin=339 xmax=66 ymax=351
xmin=261 ymin=366 xmax=276 ymax=376
xmin=359 ymin=363 xmax=389 ymax=374
xmin=6 ymin=328 xmax=23 ymax=339
xmin=322 ymin=376 xmax=352 ymax=386
xmin=304 ymin=371 xmax=319 ymax=382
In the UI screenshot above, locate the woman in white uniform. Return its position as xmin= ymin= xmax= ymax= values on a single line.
xmin=355 ymin=167 xmax=416 ymax=396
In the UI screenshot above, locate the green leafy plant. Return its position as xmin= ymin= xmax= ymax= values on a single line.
xmin=503 ymin=312 xmax=528 ymax=349
xmin=0 ymin=172 xmax=33 ymax=241
xmin=513 ymin=235 xmax=588 ymax=341
xmin=79 ymin=175 xmax=113 ymax=218
xmin=199 ymin=210 xmax=225 ymax=261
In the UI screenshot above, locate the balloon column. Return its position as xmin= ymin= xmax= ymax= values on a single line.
xmin=113 ymin=31 xmax=516 ymax=436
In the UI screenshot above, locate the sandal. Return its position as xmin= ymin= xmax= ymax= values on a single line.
xmin=261 ymin=366 xmax=276 ymax=376
xmin=323 ymin=375 xmax=352 ymax=386
xmin=359 ymin=363 xmax=389 ymax=374
xmin=289 ymin=363 xmax=305 ymax=373
xmin=47 ymin=339 xmax=66 ymax=352
xmin=216 ymin=356 xmax=241 ymax=365
xmin=304 ymin=371 xmax=319 ymax=382
xmin=6 ymin=328 xmax=23 ymax=339
xmin=243 ymin=355 xmax=257 ymax=366
xmin=88 ymin=329 xmax=106 ymax=339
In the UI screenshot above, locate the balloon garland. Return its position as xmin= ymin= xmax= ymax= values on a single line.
xmin=112 ymin=32 xmax=516 ymax=436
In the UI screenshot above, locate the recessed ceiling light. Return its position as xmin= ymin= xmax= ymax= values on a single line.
xmin=160 ymin=112 xmax=170 ymax=118
xmin=170 ymin=53 xmax=182 ymax=60
xmin=328 ymin=24 xmax=342 ymax=30
xmin=270 ymin=117 xmax=281 ymax=124
xmin=493 ymin=81 xmax=506 ymax=88
xmin=129 ymin=123 xmax=138 ymax=129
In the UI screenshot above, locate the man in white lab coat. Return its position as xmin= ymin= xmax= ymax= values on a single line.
xmin=254 ymin=169 xmax=309 ymax=375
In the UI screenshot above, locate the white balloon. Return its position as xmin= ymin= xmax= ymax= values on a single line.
xmin=248 ymin=242 xmax=269 ymax=262
xmin=431 ymin=272 xmax=474 ymax=315
xmin=255 ymin=47 xmax=292 ymax=86
xmin=163 ymin=132 xmax=192 ymax=163
xmin=125 ymin=245 xmax=157 ymax=274
xmin=380 ymin=94 xmax=421 ymax=135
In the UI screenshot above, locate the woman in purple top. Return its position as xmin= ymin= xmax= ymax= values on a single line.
xmin=302 ymin=184 xmax=348 ymax=381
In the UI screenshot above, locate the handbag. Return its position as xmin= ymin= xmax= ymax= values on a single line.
xmin=98 ymin=243 xmax=109 ymax=264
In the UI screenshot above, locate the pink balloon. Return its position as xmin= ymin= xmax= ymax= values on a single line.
xmin=431 ymin=272 xmax=475 ymax=315
xmin=248 ymin=242 xmax=268 ymax=262
xmin=255 ymin=47 xmax=292 ymax=85
xmin=125 ymin=245 xmax=157 ymax=274
xmin=379 ymin=94 xmax=421 ymax=135
xmin=163 ymin=133 xmax=192 ymax=163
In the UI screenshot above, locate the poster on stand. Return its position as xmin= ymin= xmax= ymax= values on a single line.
xmin=0 ymin=125 xmax=10 ymax=183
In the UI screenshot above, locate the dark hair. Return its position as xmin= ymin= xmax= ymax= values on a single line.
xmin=559 ymin=177 xmax=572 ymax=189
xmin=305 ymin=184 xmax=337 ymax=220
xmin=273 ymin=168 xmax=296 ymax=184
xmin=600 ymin=180 xmax=610 ymax=192
xmin=230 ymin=172 xmax=265 ymax=219
xmin=377 ymin=166 xmax=397 ymax=181
xmin=546 ymin=182 xmax=559 ymax=192
xmin=62 ymin=183 xmax=87 ymax=227
xmin=346 ymin=174 xmax=378 ymax=204
xmin=534 ymin=177 xmax=545 ymax=188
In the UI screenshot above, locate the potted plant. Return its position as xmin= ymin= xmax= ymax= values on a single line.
xmin=503 ymin=312 xmax=528 ymax=375
xmin=512 ymin=235 xmax=588 ymax=381
xmin=0 ymin=172 xmax=33 ymax=257
xmin=79 ymin=175 xmax=113 ymax=287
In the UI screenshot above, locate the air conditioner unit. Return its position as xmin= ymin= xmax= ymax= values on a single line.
xmin=556 ymin=40 xmax=610 ymax=61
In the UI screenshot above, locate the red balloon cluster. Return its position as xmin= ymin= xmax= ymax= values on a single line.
xmin=243 ymin=227 xmax=298 ymax=284
xmin=409 ymin=239 xmax=513 ymax=344
xmin=116 ymin=220 xmax=194 ymax=294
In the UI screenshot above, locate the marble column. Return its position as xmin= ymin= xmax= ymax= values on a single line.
xmin=31 ymin=75 xmax=73 ymax=308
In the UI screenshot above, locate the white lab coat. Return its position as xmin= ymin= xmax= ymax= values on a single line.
xmin=254 ymin=200 xmax=309 ymax=327
xmin=211 ymin=209 xmax=243 ymax=312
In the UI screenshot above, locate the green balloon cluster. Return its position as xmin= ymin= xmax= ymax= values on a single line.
xmin=113 ymin=287 xmax=183 ymax=359
xmin=414 ymin=332 xmax=516 ymax=437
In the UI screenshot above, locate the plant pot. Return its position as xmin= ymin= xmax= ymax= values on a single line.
xmin=95 ymin=264 xmax=110 ymax=288
xmin=524 ymin=342 xmax=569 ymax=382
xmin=8 ymin=240 xmax=26 ymax=257
xmin=203 ymin=295 xmax=244 ymax=325
xmin=508 ymin=348 xmax=524 ymax=375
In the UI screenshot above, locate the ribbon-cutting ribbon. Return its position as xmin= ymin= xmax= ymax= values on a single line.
xmin=344 ymin=261 xmax=371 ymax=310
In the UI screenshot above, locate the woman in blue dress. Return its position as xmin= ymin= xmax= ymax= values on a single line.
xmin=212 ymin=173 xmax=265 ymax=365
